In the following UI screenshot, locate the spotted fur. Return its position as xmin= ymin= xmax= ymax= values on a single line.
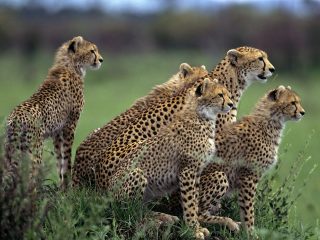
xmin=161 ymin=46 xmax=275 ymax=226
xmin=4 ymin=36 xmax=103 ymax=189
xmin=72 ymin=63 xmax=208 ymax=186
xmin=210 ymin=46 xmax=275 ymax=134
xmin=198 ymin=86 xmax=305 ymax=233
xmin=89 ymin=79 xmax=234 ymax=239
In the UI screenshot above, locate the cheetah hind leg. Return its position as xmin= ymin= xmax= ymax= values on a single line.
xmin=198 ymin=170 xmax=240 ymax=232
xmin=198 ymin=170 xmax=229 ymax=215
xmin=110 ymin=168 xmax=179 ymax=226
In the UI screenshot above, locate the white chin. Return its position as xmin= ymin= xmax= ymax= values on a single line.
xmin=293 ymin=115 xmax=302 ymax=121
xmin=91 ymin=63 xmax=101 ymax=70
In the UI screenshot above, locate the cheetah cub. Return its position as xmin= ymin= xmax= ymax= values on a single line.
xmin=99 ymin=78 xmax=234 ymax=240
xmin=4 ymin=36 xmax=103 ymax=189
xmin=198 ymin=85 xmax=305 ymax=233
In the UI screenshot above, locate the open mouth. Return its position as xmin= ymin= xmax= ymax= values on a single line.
xmin=258 ymin=74 xmax=267 ymax=80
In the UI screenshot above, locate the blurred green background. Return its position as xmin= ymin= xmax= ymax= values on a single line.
xmin=0 ymin=0 xmax=319 ymax=231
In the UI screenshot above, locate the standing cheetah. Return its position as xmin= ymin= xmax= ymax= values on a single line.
xmin=197 ymin=86 xmax=305 ymax=233
xmin=74 ymin=63 xmax=208 ymax=166
xmin=4 ymin=36 xmax=103 ymax=188
xmin=94 ymin=78 xmax=234 ymax=240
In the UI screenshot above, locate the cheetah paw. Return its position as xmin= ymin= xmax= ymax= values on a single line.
xmin=195 ymin=226 xmax=210 ymax=240
xmin=152 ymin=212 xmax=179 ymax=226
xmin=225 ymin=218 xmax=241 ymax=232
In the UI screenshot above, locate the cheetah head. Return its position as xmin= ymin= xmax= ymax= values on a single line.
xmin=195 ymin=78 xmax=234 ymax=119
xmin=66 ymin=36 xmax=103 ymax=71
xmin=227 ymin=46 xmax=275 ymax=84
xmin=267 ymin=85 xmax=305 ymax=122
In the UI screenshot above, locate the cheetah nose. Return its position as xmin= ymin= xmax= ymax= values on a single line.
xmin=269 ymin=67 xmax=275 ymax=73
xmin=99 ymin=58 xmax=103 ymax=63
xmin=300 ymin=111 xmax=305 ymax=116
xmin=228 ymin=102 xmax=234 ymax=108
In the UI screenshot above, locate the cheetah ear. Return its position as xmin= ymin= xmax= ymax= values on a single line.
xmin=195 ymin=78 xmax=211 ymax=97
xmin=201 ymin=65 xmax=206 ymax=70
xmin=180 ymin=63 xmax=193 ymax=78
xmin=287 ymin=85 xmax=291 ymax=90
xmin=68 ymin=36 xmax=83 ymax=53
xmin=195 ymin=84 xmax=203 ymax=97
xmin=268 ymin=85 xmax=286 ymax=101
xmin=227 ymin=49 xmax=243 ymax=66
xmin=268 ymin=86 xmax=285 ymax=101
xmin=268 ymin=89 xmax=278 ymax=101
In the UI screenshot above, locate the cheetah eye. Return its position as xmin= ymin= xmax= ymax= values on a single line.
xmin=90 ymin=50 xmax=95 ymax=53
xmin=291 ymin=101 xmax=296 ymax=105
xmin=258 ymin=57 xmax=263 ymax=61
xmin=218 ymin=93 xmax=223 ymax=97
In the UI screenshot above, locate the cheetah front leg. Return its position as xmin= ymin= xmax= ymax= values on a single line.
xmin=179 ymin=166 xmax=209 ymax=240
xmin=237 ymin=171 xmax=259 ymax=234
xmin=197 ymin=170 xmax=240 ymax=232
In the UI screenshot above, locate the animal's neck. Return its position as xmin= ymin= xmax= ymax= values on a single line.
xmin=209 ymin=57 xmax=248 ymax=106
xmin=74 ymin=64 xmax=86 ymax=78
xmin=53 ymin=53 xmax=85 ymax=79
xmin=251 ymin=112 xmax=284 ymax=142
xmin=196 ymin=105 xmax=218 ymax=122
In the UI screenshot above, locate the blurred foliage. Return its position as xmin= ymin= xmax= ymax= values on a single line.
xmin=0 ymin=4 xmax=320 ymax=72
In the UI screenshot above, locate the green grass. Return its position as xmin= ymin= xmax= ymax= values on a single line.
xmin=0 ymin=50 xmax=319 ymax=239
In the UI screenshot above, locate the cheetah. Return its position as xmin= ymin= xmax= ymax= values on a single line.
xmin=73 ymin=46 xmax=274 ymax=184
xmin=209 ymin=46 xmax=275 ymax=134
xmin=160 ymin=46 xmax=275 ymax=217
xmin=4 ymin=36 xmax=103 ymax=188
xmin=93 ymin=78 xmax=233 ymax=239
xmin=74 ymin=63 xmax=208 ymax=166
xmin=76 ymin=46 xmax=274 ymax=163
xmin=197 ymin=86 xmax=305 ymax=233
xmin=72 ymin=63 xmax=208 ymax=183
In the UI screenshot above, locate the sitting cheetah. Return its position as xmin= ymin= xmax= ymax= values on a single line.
xmin=76 ymin=46 xmax=274 ymax=164
xmin=73 ymin=46 xmax=274 ymax=186
xmin=4 ymin=36 xmax=103 ymax=188
xmin=209 ymin=46 xmax=275 ymax=134
xmin=72 ymin=63 xmax=208 ymax=186
xmin=159 ymin=46 xmax=275 ymax=218
xmin=95 ymin=78 xmax=234 ymax=240
xmin=197 ymin=86 xmax=305 ymax=233
xmin=74 ymin=63 xmax=208 ymax=166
